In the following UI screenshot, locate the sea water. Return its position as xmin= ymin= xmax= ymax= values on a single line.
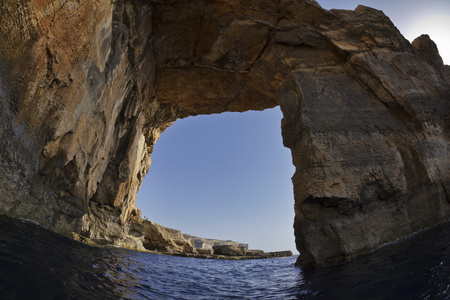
xmin=0 ymin=214 xmax=449 ymax=299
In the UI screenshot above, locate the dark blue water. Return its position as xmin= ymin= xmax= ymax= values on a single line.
xmin=0 ymin=214 xmax=449 ymax=299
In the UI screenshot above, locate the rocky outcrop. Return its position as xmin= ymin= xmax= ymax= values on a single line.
xmin=213 ymin=244 xmax=248 ymax=256
xmin=183 ymin=234 xmax=248 ymax=250
xmin=412 ymin=34 xmax=444 ymax=69
xmin=183 ymin=234 xmax=292 ymax=258
xmin=0 ymin=0 xmax=167 ymax=243
xmin=143 ymin=221 xmax=195 ymax=254
xmin=141 ymin=222 xmax=292 ymax=259
xmin=196 ymin=248 xmax=214 ymax=255
xmin=0 ymin=0 xmax=448 ymax=268
xmin=412 ymin=34 xmax=450 ymax=82
xmin=211 ymin=245 xmax=293 ymax=258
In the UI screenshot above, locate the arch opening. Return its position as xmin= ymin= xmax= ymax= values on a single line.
xmin=136 ymin=107 xmax=297 ymax=254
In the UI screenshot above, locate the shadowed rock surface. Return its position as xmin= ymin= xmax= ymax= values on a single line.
xmin=213 ymin=244 xmax=248 ymax=256
xmin=0 ymin=0 xmax=448 ymax=267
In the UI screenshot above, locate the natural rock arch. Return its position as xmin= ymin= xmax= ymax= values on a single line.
xmin=0 ymin=0 xmax=448 ymax=267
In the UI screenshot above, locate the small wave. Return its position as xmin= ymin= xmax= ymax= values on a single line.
xmin=18 ymin=217 xmax=46 ymax=228
xmin=1 ymin=214 xmax=450 ymax=299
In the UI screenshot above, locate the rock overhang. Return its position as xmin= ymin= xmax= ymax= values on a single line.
xmin=0 ymin=0 xmax=448 ymax=268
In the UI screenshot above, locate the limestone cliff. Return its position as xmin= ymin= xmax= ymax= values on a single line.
xmin=143 ymin=221 xmax=195 ymax=253
xmin=0 ymin=0 xmax=448 ymax=267
xmin=182 ymin=234 xmax=248 ymax=250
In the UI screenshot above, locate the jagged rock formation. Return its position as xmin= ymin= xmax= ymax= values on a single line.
xmin=143 ymin=221 xmax=195 ymax=253
xmin=141 ymin=222 xmax=291 ymax=258
xmin=182 ymin=234 xmax=248 ymax=250
xmin=412 ymin=34 xmax=450 ymax=82
xmin=0 ymin=0 xmax=448 ymax=267
xmin=211 ymin=244 xmax=293 ymax=258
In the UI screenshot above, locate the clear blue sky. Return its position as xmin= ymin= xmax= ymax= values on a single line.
xmin=137 ymin=0 xmax=450 ymax=253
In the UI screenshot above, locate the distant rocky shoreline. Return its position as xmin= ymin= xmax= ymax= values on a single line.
xmin=72 ymin=220 xmax=293 ymax=260
xmin=142 ymin=220 xmax=293 ymax=259
xmin=172 ymin=249 xmax=294 ymax=260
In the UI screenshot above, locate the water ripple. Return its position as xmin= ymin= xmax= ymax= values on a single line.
xmin=1 ymin=215 xmax=450 ymax=299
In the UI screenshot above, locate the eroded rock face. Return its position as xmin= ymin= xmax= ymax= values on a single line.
xmin=0 ymin=0 xmax=448 ymax=267
xmin=143 ymin=221 xmax=195 ymax=253
xmin=213 ymin=245 xmax=248 ymax=256
xmin=183 ymin=234 xmax=248 ymax=250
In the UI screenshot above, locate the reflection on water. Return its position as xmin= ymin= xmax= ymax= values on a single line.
xmin=302 ymin=222 xmax=450 ymax=299
xmin=0 ymin=214 xmax=449 ymax=299
xmin=0 ymin=215 xmax=119 ymax=299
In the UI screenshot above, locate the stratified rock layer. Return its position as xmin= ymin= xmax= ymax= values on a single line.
xmin=0 ymin=0 xmax=448 ymax=267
